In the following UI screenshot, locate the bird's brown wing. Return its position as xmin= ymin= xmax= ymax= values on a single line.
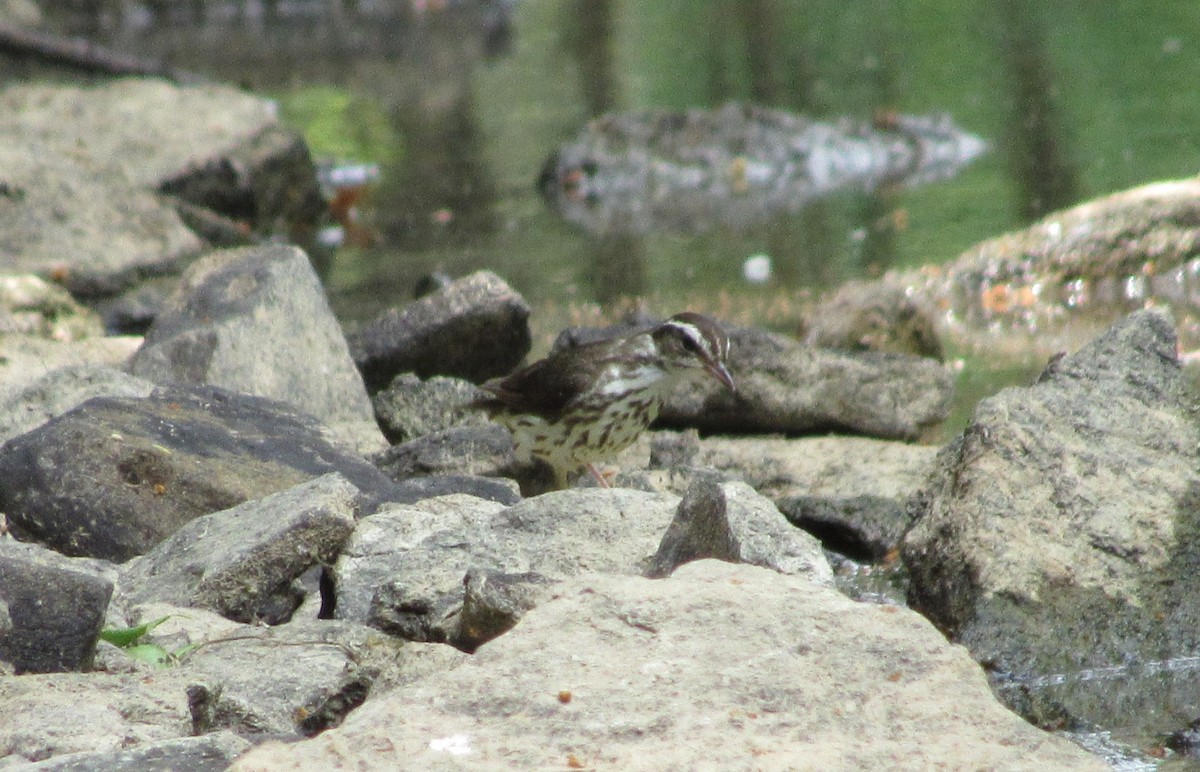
xmin=478 ymin=342 xmax=612 ymax=421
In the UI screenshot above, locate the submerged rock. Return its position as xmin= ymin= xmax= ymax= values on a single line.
xmin=541 ymin=103 xmax=986 ymax=235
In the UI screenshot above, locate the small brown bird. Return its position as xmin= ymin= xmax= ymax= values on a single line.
xmin=477 ymin=312 xmax=735 ymax=489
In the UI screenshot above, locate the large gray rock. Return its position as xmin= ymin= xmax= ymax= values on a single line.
xmin=0 ymin=670 xmax=191 ymax=763
xmin=231 ymin=561 xmax=1103 ymax=771
xmin=0 ymin=384 xmax=402 ymax=562
xmin=0 ymin=334 xmax=143 ymax=405
xmin=903 ymin=309 xmax=1200 ymax=743
xmin=120 ymin=474 xmax=360 ymax=624
xmin=0 ymin=79 xmax=324 ymax=299
xmin=0 ymin=541 xmax=114 ymax=673
xmin=129 ymin=244 xmax=382 ymax=453
xmin=334 ymin=484 xmax=829 ymax=649
xmin=348 ymin=271 xmax=531 ymax=391
xmin=0 ymin=143 xmax=202 ymax=298
xmin=658 ymin=325 xmax=954 ymax=440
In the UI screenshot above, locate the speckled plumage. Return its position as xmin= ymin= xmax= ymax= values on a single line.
xmin=478 ymin=312 xmax=735 ymax=488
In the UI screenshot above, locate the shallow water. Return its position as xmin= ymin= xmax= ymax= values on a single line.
xmin=41 ymin=0 xmax=1200 ymax=335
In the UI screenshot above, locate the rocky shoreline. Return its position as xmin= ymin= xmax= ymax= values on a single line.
xmin=0 ymin=77 xmax=1196 ymax=770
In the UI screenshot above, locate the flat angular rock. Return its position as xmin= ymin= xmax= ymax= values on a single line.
xmin=903 ymin=309 xmax=1200 ymax=743
xmin=184 ymin=618 xmax=403 ymax=736
xmin=0 ymin=670 xmax=191 ymax=763
xmin=231 ymin=561 xmax=1102 ymax=771
xmin=335 ymin=484 xmax=828 ymax=648
xmin=0 ymin=541 xmax=114 ymax=673
xmin=0 ymin=143 xmax=202 ymax=298
xmin=0 ymin=384 xmax=402 ymax=562
xmin=129 ymin=244 xmax=381 ymax=453
xmin=20 ymin=732 xmax=250 ymax=772
xmin=0 ymin=334 xmax=143 ymax=405
xmin=348 ymin=271 xmax=531 ymax=391
xmin=120 ymin=474 xmax=360 ymax=624
xmin=0 ymin=365 xmax=155 ymax=446
xmin=0 ymin=78 xmax=324 ymax=299
xmin=372 ymin=423 xmax=517 ymax=480
xmin=658 ymin=325 xmax=954 ymax=440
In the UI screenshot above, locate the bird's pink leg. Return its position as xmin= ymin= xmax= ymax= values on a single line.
xmin=587 ymin=463 xmax=613 ymax=488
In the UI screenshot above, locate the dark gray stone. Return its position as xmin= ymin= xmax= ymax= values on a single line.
xmin=373 ymin=422 xmax=514 ymax=480
xmin=645 ymin=477 xmax=737 ymax=578
xmin=129 ymin=244 xmax=380 ymax=453
xmin=389 ymin=474 xmax=521 ymax=506
xmin=158 ymin=124 xmax=326 ymax=252
xmin=120 ymin=474 xmax=360 ymax=624
xmin=0 ymin=384 xmax=403 ymax=562
xmin=777 ymin=494 xmax=908 ymax=562
xmin=21 ymin=732 xmax=250 ymax=772
xmin=455 ymin=568 xmax=557 ymax=652
xmin=347 ymin=271 xmax=531 ymax=391
xmin=0 ymin=541 xmax=114 ymax=673
xmin=371 ymin=423 xmax=551 ymax=496
xmin=657 ymin=325 xmax=954 ymax=441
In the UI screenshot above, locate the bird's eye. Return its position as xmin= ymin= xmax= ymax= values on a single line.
xmin=680 ymin=335 xmax=701 ymax=354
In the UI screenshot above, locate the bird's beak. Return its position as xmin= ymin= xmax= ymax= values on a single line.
xmin=705 ymin=361 xmax=736 ymax=392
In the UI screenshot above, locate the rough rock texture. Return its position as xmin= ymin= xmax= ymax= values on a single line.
xmin=347 ymin=271 xmax=531 ymax=391
xmin=903 ymin=309 xmax=1200 ymax=739
xmin=658 ymin=325 xmax=953 ymax=440
xmin=371 ymin=423 xmax=520 ymax=482
xmin=0 ymin=611 xmax=462 ymax=765
xmin=386 ymin=474 xmax=522 ymax=507
xmin=0 ymin=384 xmax=402 ymax=562
xmin=129 ymin=244 xmax=382 ymax=453
xmin=0 ymin=541 xmax=114 ymax=673
xmin=655 ymin=432 xmax=937 ymax=559
xmin=802 ymin=278 xmax=944 ymax=360
xmin=371 ymin=373 xmax=488 ymax=444
xmin=0 ymin=365 xmax=155 ymax=446
xmin=0 ymin=142 xmax=203 ymax=298
xmin=20 ymin=733 xmax=250 ymax=772
xmin=231 ymin=561 xmax=1103 ymax=771
xmin=0 ymin=334 xmax=143 ymax=404
xmin=183 ymin=618 xmax=403 ymax=736
xmin=333 ymin=484 xmax=830 ymax=649
xmin=0 ymin=78 xmax=324 ymax=299
xmin=120 ymin=474 xmax=360 ymax=624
